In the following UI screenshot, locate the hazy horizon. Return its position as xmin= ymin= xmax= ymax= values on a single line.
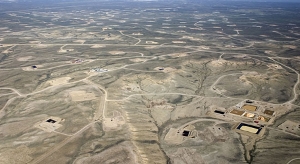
xmin=0 ymin=0 xmax=300 ymax=3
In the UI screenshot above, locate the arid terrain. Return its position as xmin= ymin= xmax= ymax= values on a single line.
xmin=0 ymin=0 xmax=300 ymax=164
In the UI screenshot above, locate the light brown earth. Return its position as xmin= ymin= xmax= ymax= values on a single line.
xmin=17 ymin=56 xmax=33 ymax=61
xmin=278 ymin=120 xmax=300 ymax=133
xmin=47 ymin=77 xmax=71 ymax=86
xmin=154 ymin=67 xmax=177 ymax=73
xmin=22 ymin=65 xmax=43 ymax=71
xmin=73 ymin=40 xmax=86 ymax=44
xmin=90 ymin=44 xmax=104 ymax=48
xmin=109 ymin=51 xmax=125 ymax=55
xmin=69 ymin=91 xmax=97 ymax=101
xmin=73 ymin=141 xmax=140 ymax=164
xmin=0 ymin=145 xmax=34 ymax=164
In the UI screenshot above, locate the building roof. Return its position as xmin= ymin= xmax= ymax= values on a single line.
xmin=258 ymin=116 xmax=270 ymax=122
xmin=240 ymin=126 xmax=259 ymax=134
xmin=244 ymin=112 xmax=255 ymax=118
xmin=264 ymin=109 xmax=274 ymax=116
xmin=242 ymin=105 xmax=257 ymax=111
xmin=230 ymin=109 xmax=244 ymax=116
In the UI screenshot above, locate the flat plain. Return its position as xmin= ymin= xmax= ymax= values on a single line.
xmin=0 ymin=1 xmax=300 ymax=164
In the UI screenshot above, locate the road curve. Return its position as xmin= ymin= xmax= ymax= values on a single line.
xmin=29 ymin=122 xmax=94 ymax=164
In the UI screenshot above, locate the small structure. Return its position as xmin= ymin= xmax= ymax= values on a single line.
xmin=243 ymin=112 xmax=255 ymax=118
xmin=242 ymin=105 xmax=257 ymax=111
xmin=236 ymin=123 xmax=262 ymax=135
xmin=257 ymin=116 xmax=270 ymax=122
xmin=230 ymin=109 xmax=244 ymax=116
xmin=103 ymin=111 xmax=125 ymax=131
xmin=164 ymin=128 xmax=184 ymax=144
xmin=182 ymin=130 xmax=190 ymax=136
xmin=264 ymin=109 xmax=275 ymax=116
xmin=71 ymin=59 xmax=84 ymax=64
xmin=34 ymin=116 xmax=64 ymax=132
xmin=32 ymin=65 xmax=37 ymax=69
xmin=90 ymin=68 xmax=108 ymax=73
xmin=214 ymin=110 xmax=225 ymax=115
xmin=46 ymin=119 xmax=56 ymax=123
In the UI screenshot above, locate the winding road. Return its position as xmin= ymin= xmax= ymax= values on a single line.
xmin=268 ymin=57 xmax=300 ymax=104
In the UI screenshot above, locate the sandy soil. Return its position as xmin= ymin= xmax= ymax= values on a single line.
xmin=29 ymin=41 xmax=41 ymax=44
xmin=17 ymin=56 xmax=33 ymax=61
xmin=240 ymin=71 xmax=280 ymax=84
xmin=210 ymin=60 xmax=227 ymax=67
xmin=32 ymin=44 xmax=48 ymax=48
xmin=0 ymin=27 xmax=8 ymax=31
xmin=74 ymin=141 xmax=139 ymax=164
xmin=69 ymin=91 xmax=96 ymax=101
xmin=146 ymin=41 xmax=158 ymax=44
xmin=90 ymin=44 xmax=104 ymax=48
xmin=240 ymin=134 xmax=256 ymax=161
xmin=47 ymin=77 xmax=71 ymax=86
xmin=22 ymin=65 xmax=43 ymax=71
xmin=199 ymin=46 xmax=210 ymax=49
xmin=0 ymin=43 xmax=10 ymax=47
xmin=104 ymin=35 xmax=120 ymax=40
xmin=151 ymin=107 xmax=172 ymax=126
xmin=154 ymin=67 xmax=177 ymax=73
xmin=170 ymin=148 xmax=205 ymax=164
xmin=122 ymin=83 xmax=142 ymax=92
xmin=164 ymin=128 xmax=184 ymax=144
xmin=265 ymin=50 xmax=273 ymax=54
xmin=172 ymin=41 xmax=186 ymax=44
xmin=283 ymin=45 xmax=297 ymax=49
xmin=103 ymin=111 xmax=125 ymax=131
xmin=278 ymin=120 xmax=299 ymax=133
xmin=2 ymin=49 xmax=14 ymax=54
xmin=129 ymin=58 xmax=147 ymax=63
xmin=267 ymin=63 xmax=283 ymax=70
xmin=73 ymin=40 xmax=86 ymax=44
xmin=34 ymin=116 xmax=63 ymax=132
xmin=58 ymin=49 xmax=74 ymax=53
xmin=132 ymin=33 xmax=143 ymax=35
xmin=109 ymin=51 xmax=125 ymax=55
xmin=0 ymin=145 xmax=33 ymax=164
xmin=168 ymin=53 xmax=188 ymax=58
xmin=144 ymin=46 xmax=158 ymax=49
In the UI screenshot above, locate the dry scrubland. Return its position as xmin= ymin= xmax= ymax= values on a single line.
xmin=0 ymin=1 xmax=300 ymax=164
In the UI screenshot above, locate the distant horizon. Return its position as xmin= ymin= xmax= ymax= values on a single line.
xmin=0 ymin=0 xmax=300 ymax=3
